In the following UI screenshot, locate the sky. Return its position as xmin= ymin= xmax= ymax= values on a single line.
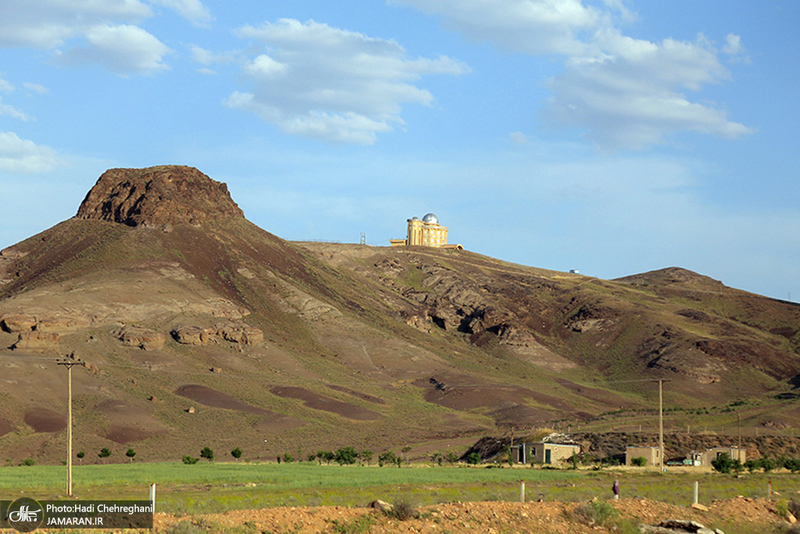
xmin=0 ymin=0 xmax=798 ymax=301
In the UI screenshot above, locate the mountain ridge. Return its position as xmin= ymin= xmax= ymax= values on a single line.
xmin=1 ymin=165 xmax=798 ymax=464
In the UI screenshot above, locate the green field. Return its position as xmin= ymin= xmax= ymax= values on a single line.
xmin=2 ymin=461 xmax=798 ymax=517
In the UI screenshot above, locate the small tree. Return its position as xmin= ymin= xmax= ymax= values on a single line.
xmin=631 ymin=457 xmax=647 ymax=467
xmin=200 ymin=446 xmax=214 ymax=462
xmin=182 ymin=455 xmax=199 ymax=465
xmin=76 ymin=451 xmax=85 ymax=464
xmin=360 ymin=449 xmax=373 ymax=466
xmin=335 ymin=446 xmax=358 ymax=465
xmin=711 ymin=453 xmax=735 ymax=474
xmin=98 ymin=448 xmax=112 ymax=463
xmin=466 ymin=452 xmax=481 ymax=465
xmin=283 ymin=453 xmax=295 ymax=463
xmin=378 ymin=451 xmax=397 ymax=467
xmin=317 ymin=450 xmax=335 ymax=465
xmin=231 ymin=447 xmax=243 ymax=461
xmin=126 ymin=448 xmax=136 ymax=463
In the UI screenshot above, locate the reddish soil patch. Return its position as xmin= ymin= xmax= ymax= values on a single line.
xmin=154 ymin=497 xmax=784 ymax=534
xmin=175 ymin=384 xmax=269 ymax=414
xmin=23 ymin=408 xmax=66 ymax=433
xmin=105 ymin=425 xmax=160 ymax=444
xmin=418 ymin=375 xmax=576 ymax=421
xmin=0 ymin=416 xmax=14 ymax=438
xmin=175 ymin=384 xmax=306 ymax=431
xmin=271 ymin=386 xmax=381 ymax=421
xmin=491 ymin=404 xmax=553 ymax=426
xmin=326 ymin=384 xmax=385 ymax=404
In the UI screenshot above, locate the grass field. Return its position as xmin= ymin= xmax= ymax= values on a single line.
xmin=3 ymin=461 xmax=799 ymax=517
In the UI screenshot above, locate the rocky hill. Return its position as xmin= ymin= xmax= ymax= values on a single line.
xmin=1 ymin=165 xmax=799 ymax=464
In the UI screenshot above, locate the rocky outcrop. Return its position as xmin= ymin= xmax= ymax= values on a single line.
xmin=171 ymin=325 xmax=218 ymax=346
xmin=1 ymin=314 xmax=37 ymax=332
xmin=117 ymin=326 xmax=166 ymax=351
xmin=171 ymin=322 xmax=263 ymax=346
xmin=76 ymin=165 xmax=244 ymax=228
xmin=12 ymin=331 xmax=59 ymax=350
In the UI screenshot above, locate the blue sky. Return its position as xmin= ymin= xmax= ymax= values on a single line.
xmin=0 ymin=0 xmax=798 ymax=301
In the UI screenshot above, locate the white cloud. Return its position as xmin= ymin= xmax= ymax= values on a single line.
xmin=0 ymin=78 xmax=14 ymax=93
xmin=226 ymin=18 xmax=469 ymax=144
xmin=509 ymin=131 xmax=530 ymax=144
xmin=0 ymin=131 xmax=61 ymax=173
xmin=0 ymin=0 xmax=192 ymax=75
xmin=0 ymin=100 xmax=31 ymax=122
xmin=56 ymin=24 xmax=171 ymax=75
xmin=545 ymin=31 xmax=753 ymax=149
xmin=398 ymin=0 xmax=752 ymax=150
xmin=23 ymin=82 xmax=49 ymax=94
xmin=148 ymin=0 xmax=211 ymax=25
xmin=393 ymin=0 xmax=605 ymax=55
xmin=0 ymin=0 xmax=152 ymax=48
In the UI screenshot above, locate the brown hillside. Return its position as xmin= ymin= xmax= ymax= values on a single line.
xmin=1 ymin=165 xmax=799 ymax=465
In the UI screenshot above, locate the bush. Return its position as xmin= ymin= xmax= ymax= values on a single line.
xmin=283 ymin=453 xmax=295 ymax=463
xmin=231 ymin=447 xmax=242 ymax=461
xmin=388 ymin=501 xmax=418 ymax=521
xmin=466 ymin=452 xmax=481 ymax=465
xmin=21 ymin=458 xmax=35 ymax=466
xmin=200 ymin=446 xmax=214 ymax=462
xmin=182 ymin=455 xmax=199 ymax=465
xmin=98 ymin=447 xmax=111 ymax=459
xmin=630 ymin=457 xmax=647 ymax=467
xmin=126 ymin=448 xmax=136 ymax=462
xmin=711 ymin=453 xmax=742 ymax=474
xmin=572 ymin=499 xmax=619 ymax=526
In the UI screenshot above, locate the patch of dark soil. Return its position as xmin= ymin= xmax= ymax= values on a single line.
xmin=105 ymin=425 xmax=160 ymax=444
xmin=24 ymin=408 xmax=66 ymax=433
xmin=175 ymin=384 xmax=269 ymax=414
xmin=271 ymin=386 xmax=381 ymax=421
xmin=0 ymin=417 xmax=14 ymax=437
xmin=326 ymin=384 xmax=385 ymax=404
xmin=417 ymin=375 xmax=574 ymax=416
xmin=490 ymin=404 xmax=552 ymax=426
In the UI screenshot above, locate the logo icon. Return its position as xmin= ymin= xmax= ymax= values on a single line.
xmin=6 ymin=498 xmax=43 ymax=532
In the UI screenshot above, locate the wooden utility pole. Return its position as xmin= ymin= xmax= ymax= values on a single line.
xmin=57 ymin=353 xmax=86 ymax=497
xmin=659 ymin=379 xmax=664 ymax=472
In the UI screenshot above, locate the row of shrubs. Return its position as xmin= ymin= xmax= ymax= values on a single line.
xmin=712 ymin=453 xmax=800 ymax=474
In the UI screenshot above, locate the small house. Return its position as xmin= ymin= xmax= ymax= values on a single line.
xmin=513 ymin=442 xmax=581 ymax=465
xmin=625 ymin=446 xmax=662 ymax=467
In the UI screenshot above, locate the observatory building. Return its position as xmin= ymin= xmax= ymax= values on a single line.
xmin=390 ymin=213 xmax=463 ymax=249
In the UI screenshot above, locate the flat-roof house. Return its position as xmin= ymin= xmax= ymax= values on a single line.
xmin=513 ymin=442 xmax=581 ymax=465
xmin=625 ymin=446 xmax=662 ymax=467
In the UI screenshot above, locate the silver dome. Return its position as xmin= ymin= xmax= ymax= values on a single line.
xmin=422 ymin=213 xmax=439 ymax=225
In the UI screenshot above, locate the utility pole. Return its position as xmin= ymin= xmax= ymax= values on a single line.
xmin=659 ymin=379 xmax=664 ymax=472
xmin=57 ymin=353 xmax=86 ymax=497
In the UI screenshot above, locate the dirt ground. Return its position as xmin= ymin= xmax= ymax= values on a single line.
xmin=154 ymin=496 xmax=786 ymax=533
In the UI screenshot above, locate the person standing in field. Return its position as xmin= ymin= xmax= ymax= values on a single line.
xmin=612 ymin=479 xmax=620 ymax=500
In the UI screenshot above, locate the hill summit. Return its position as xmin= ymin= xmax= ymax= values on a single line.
xmin=1 ymin=165 xmax=799 ymax=465
xmin=76 ymin=165 xmax=244 ymax=228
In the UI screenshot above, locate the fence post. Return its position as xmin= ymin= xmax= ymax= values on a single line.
xmin=150 ymin=483 xmax=156 ymax=512
xmin=520 ymin=480 xmax=526 ymax=503
xmin=768 ymin=480 xmax=773 ymax=501
xmin=693 ymin=481 xmax=699 ymax=505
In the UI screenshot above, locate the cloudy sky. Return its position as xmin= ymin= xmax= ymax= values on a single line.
xmin=0 ymin=0 xmax=797 ymax=301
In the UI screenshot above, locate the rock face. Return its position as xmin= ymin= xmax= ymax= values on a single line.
xmin=76 ymin=165 xmax=244 ymax=228
xmin=171 ymin=322 xmax=264 ymax=346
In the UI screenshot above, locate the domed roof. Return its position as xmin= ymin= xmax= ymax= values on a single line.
xmin=422 ymin=213 xmax=439 ymax=225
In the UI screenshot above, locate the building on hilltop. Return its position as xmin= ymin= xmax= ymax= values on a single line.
xmin=390 ymin=213 xmax=463 ymax=249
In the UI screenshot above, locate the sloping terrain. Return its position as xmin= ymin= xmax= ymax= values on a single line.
xmin=1 ymin=165 xmax=799 ymax=464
